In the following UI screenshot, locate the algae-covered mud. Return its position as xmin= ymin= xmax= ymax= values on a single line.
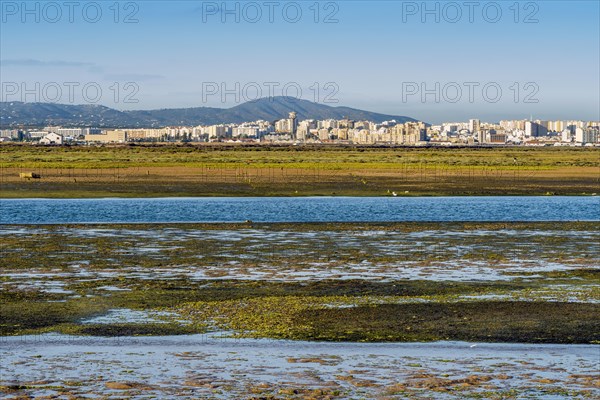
xmin=1 ymin=222 xmax=599 ymax=398
xmin=1 ymin=222 xmax=598 ymax=339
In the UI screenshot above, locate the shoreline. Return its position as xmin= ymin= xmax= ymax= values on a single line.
xmin=2 ymin=193 xmax=600 ymax=199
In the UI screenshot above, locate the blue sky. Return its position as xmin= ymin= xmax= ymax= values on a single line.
xmin=1 ymin=0 xmax=599 ymax=123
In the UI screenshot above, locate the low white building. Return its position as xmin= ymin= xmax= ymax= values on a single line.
xmin=39 ymin=133 xmax=63 ymax=145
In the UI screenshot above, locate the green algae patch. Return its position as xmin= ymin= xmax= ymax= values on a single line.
xmin=293 ymin=302 xmax=600 ymax=343
xmin=174 ymin=298 xmax=600 ymax=343
xmin=177 ymin=296 xmax=337 ymax=339
xmin=69 ymin=323 xmax=198 ymax=337
xmin=0 ymin=298 xmax=110 ymax=336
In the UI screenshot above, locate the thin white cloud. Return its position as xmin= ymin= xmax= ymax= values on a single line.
xmin=1 ymin=59 xmax=95 ymax=67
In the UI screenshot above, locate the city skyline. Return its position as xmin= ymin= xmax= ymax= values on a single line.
xmin=5 ymin=113 xmax=599 ymax=147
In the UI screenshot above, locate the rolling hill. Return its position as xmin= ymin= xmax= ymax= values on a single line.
xmin=0 ymin=97 xmax=417 ymax=127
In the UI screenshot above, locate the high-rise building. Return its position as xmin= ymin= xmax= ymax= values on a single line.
xmin=276 ymin=112 xmax=298 ymax=137
xmin=206 ymin=125 xmax=228 ymax=138
xmin=403 ymin=122 xmax=427 ymax=144
xmin=576 ymin=127 xmax=599 ymax=144
xmin=549 ymin=120 xmax=564 ymax=132
xmin=469 ymin=119 xmax=480 ymax=135
xmin=525 ymin=121 xmax=547 ymax=137
xmin=288 ymin=112 xmax=298 ymax=137
xmin=575 ymin=128 xmax=585 ymax=143
xmin=478 ymin=129 xmax=487 ymax=144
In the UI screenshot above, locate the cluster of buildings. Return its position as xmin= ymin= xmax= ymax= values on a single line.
xmin=0 ymin=127 xmax=102 ymax=144
xmin=429 ymin=119 xmax=599 ymax=146
xmin=1 ymin=114 xmax=599 ymax=146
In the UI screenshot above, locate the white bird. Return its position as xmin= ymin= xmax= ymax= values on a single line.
xmin=392 ymin=192 xmax=398 ymax=197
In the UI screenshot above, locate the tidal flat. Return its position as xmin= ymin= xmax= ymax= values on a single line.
xmin=1 ymin=222 xmax=599 ymax=398
xmin=1 ymin=222 xmax=598 ymax=339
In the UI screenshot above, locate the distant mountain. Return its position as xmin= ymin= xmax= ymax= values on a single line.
xmin=0 ymin=97 xmax=418 ymax=127
xmin=0 ymin=102 xmax=139 ymax=127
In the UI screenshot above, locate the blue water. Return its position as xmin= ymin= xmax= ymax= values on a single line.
xmin=0 ymin=197 xmax=598 ymax=224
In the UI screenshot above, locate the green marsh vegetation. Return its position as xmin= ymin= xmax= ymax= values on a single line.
xmin=1 ymin=144 xmax=598 ymax=196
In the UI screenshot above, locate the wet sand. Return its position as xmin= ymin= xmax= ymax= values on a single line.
xmin=1 ymin=334 xmax=599 ymax=399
